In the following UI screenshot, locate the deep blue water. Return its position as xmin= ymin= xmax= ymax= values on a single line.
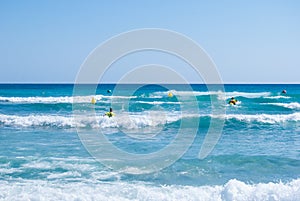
xmin=0 ymin=84 xmax=300 ymax=200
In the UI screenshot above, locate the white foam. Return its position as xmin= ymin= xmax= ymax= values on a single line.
xmin=264 ymin=96 xmax=291 ymax=99
xmin=221 ymin=179 xmax=300 ymax=201
xmin=153 ymin=90 xmax=217 ymax=97
xmin=0 ymin=94 xmax=136 ymax=104
xmin=225 ymin=91 xmax=271 ymax=99
xmin=47 ymin=171 xmax=82 ymax=179
xmin=0 ymin=167 xmax=23 ymax=174
xmin=261 ymin=102 xmax=300 ymax=110
xmin=0 ymin=112 xmax=182 ymax=129
xmin=147 ymin=95 xmax=164 ymax=98
xmin=0 ymin=114 xmax=74 ymax=128
xmin=152 ymin=90 xmax=271 ymax=100
xmin=136 ymin=101 xmax=181 ymax=105
xmin=107 ymin=95 xmax=137 ymax=99
xmin=110 ymin=112 xmax=182 ymax=129
xmin=22 ymin=161 xmax=53 ymax=169
xmin=0 ymin=96 xmax=88 ymax=103
xmin=0 ymin=178 xmax=299 ymax=201
xmin=1 ymin=111 xmax=300 ymax=129
xmin=0 ymin=91 xmax=271 ymax=105
xmin=225 ymin=112 xmax=300 ymax=124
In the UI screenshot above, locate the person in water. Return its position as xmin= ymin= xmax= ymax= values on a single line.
xmin=281 ymin=89 xmax=287 ymax=94
xmin=105 ymin=107 xmax=115 ymax=118
xmin=229 ymin=97 xmax=237 ymax=105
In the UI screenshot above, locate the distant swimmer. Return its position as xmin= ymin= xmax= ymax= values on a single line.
xmin=105 ymin=107 xmax=115 ymax=118
xmin=229 ymin=97 xmax=237 ymax=105
xmin=281 ymin=89 xmax=287 ymax=94
xmin=107 ymin=90 xmax=112 ymax=93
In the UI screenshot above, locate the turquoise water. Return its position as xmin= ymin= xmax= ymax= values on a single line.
xmin=0 ymin=84 xmax=300 ymax=200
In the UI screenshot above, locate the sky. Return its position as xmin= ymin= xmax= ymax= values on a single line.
xmin=0 ymin=0 xmax=299 ymax=83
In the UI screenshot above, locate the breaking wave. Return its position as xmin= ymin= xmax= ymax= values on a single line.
xmin=152 ymin=90 xmax=271 ymax=99
xmin=261 ymin=102 xmax=300 ymax=110
xmin=1 ymin=112 xmax=300 ymax=129
xmin=0 ymin=95 xmax=137 ymax=104
xmin=0 ymin=178 xmax=299 ymax=201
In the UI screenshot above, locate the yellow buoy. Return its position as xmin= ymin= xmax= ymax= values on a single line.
xmin=168 ymin=92 xmax=173 ymax=97
xmin=91 ymin=97 xmax=96 ymax=104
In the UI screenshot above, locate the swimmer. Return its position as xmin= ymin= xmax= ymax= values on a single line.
xmin=229 ymin=97 xmax=237 ymax=105
xmin=104 ymin=107 xmax=115 ymax=118
xmin=281 ymin=89 xmax=287 ymax=94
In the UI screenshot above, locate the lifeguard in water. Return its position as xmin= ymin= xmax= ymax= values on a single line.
xmin=105 ymin=107 xmax=115 ymax=118
xmin=229 ymin=97 xmax=238 ymax=105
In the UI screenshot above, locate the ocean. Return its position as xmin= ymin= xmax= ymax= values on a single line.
xmin=0 ymin=84 xmax=300 ymax=200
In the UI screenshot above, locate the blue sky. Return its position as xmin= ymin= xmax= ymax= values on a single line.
xmin=0 ymin=0 xmax=299 ymax=83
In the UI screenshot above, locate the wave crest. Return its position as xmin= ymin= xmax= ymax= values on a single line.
xmin=1 ymin=112 xmax=300 ymax=129
xmin=261 ymin=102 xmax=300 ymax=110
xmin=152 ymin=90 xmax=271 ymax=100
xmin=0 ymin=94 xmax=136 ymax=104
xmin=0 ymin=113 xmax=181 ymax=129
xmin=0 ymin=178 xmax=299 ymax=201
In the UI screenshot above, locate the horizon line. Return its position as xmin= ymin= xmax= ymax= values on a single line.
xmin=0 ymin=82 xmax=300 ymax=84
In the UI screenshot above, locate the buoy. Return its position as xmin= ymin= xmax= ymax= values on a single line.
xmin=168 ymin=92 xmax=173 ymax=97
xmin=91 ymin=97 xmax=96 ymax=104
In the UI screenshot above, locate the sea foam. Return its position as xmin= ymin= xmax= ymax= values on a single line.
xmin=264 ymin=95 xmax=291 ymax=99
xmin=261 ymin=102 xmax=300 ymax=110
xmin=0 ymin=113 xmax=181 ymax=129
xmin=1 ymin=112 xmax=300 ymax=129
xmin=0 ymin=179 xmax=299 ymax=201
xmin=225 ymin=113 xmax=300 ymax=124
xmin=0 ymin=94 xmax=136 ymax=104
xmin=152 ymin=90 xmax=271 ymax=100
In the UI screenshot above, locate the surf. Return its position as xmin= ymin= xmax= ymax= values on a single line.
xmin=0 ymin=178 xmax=299 ymax=201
